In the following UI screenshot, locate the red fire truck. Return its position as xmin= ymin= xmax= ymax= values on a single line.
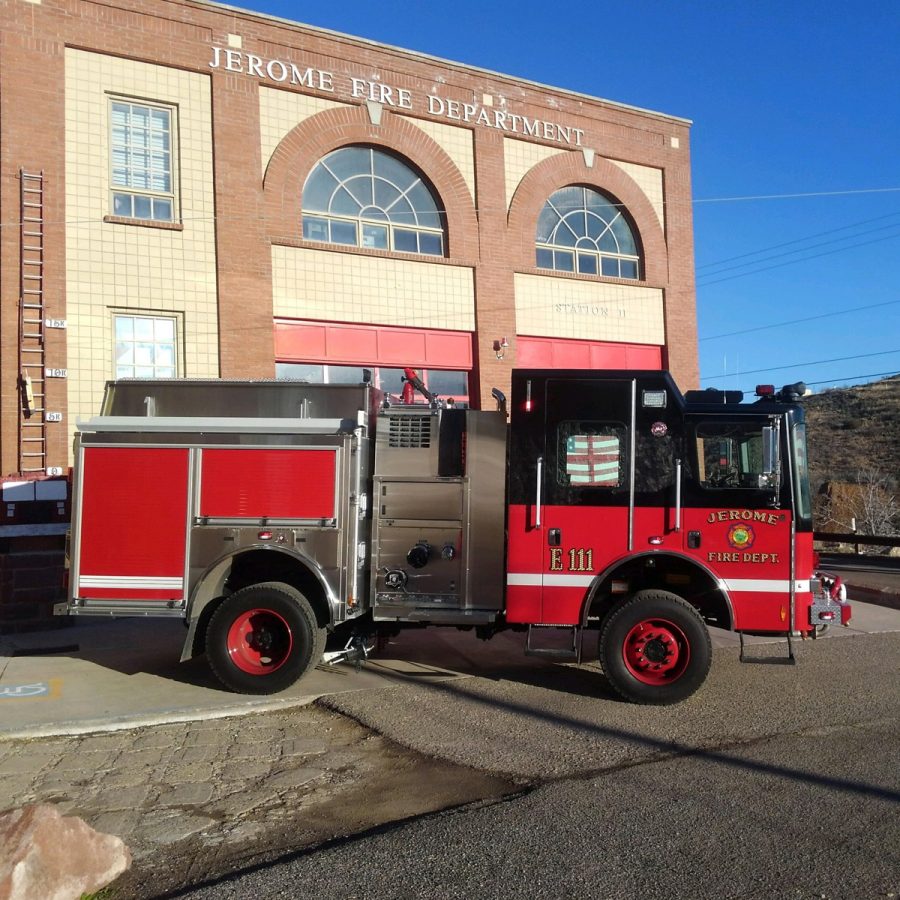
xmin=61 ymin=369 xmax=850 ymax=705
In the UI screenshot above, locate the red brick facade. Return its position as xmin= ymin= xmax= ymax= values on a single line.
xmin=0 ymin=0 xmax=699 ymax=482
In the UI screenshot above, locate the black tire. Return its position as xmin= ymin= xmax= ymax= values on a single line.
xmin=206 ymin=582 xmax=325 ymax=694
xmin=598 ymin=589 xmax=712 ymax=705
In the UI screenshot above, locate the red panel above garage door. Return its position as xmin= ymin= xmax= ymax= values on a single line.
xmin=517 ymin=336 xmax=662 ymax=370
xmin=275 ymin=320 xmax=472 ymax=368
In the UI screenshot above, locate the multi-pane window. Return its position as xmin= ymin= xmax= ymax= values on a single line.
xmin=109 ymin=100 xmax=176 ymax=222
xmin=114 ymin=315 xmax=177 ymax=378
xmin=276 ymin=363 xmax=468 ymax=403
xmin=302 ymin=146 xmax=446 ymax=256
xmin=536 ymin=186 xmax=640 ymax=279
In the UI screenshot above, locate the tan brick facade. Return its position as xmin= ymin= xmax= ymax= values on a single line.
xmin=0 ymin=0 xmax=698 ymax=477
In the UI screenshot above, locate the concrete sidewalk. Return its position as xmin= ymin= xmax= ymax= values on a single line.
xmin=1 ymin=594 xmax=898 ymax=741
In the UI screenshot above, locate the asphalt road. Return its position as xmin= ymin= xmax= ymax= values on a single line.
xmin=171 ymin=632 xmax=900 ymax=900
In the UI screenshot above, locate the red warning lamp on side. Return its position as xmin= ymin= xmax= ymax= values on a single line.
xmin=755 ymin=384 xmax=775 ymax=397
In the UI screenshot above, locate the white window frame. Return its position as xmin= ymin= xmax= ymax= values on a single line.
xmin=113 ymin=312 xmax=180 ymax=379
xmin=108 ymin=97 xmax=178 ymax=223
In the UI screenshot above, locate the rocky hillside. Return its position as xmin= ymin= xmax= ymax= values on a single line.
xmin=802 ymin=374 xmax=900 ymax=490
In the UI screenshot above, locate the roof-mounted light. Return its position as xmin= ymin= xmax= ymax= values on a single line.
xmin=755 ymin=384 xmax=775 ymax=397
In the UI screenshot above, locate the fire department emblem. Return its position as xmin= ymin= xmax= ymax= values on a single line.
xmin=727 ymin=523 xmax=755 ymax=550
xmin=650 ymin=421 xmax=668 ymax=437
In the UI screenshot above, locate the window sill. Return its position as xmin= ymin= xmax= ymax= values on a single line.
xmin=272 ymin=237 xmax=473 ymax=267
xmin=521 ymin=265 xmax=651 ymax=287
xmin=103 ymin=215 xmax=184 ymax=231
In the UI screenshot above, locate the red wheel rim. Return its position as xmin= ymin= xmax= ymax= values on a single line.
xmin=226 ymin=608 xmax=293 ymax=675
xmin=622 ymin=617 xmax=690 ymax=685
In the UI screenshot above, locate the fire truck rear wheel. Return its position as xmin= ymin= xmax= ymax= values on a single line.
xmin=599 ymin=590 xmax=712 ymax=705
xmin=206 ymin=582 xmax=325 ymax=694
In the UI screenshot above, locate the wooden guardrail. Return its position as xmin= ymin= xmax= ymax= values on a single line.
xmin=813 ymin=532 xmax=900 ymax=555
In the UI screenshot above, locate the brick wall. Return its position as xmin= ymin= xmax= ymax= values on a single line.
xmin=1 ymin=0 xmax=700 ymax=477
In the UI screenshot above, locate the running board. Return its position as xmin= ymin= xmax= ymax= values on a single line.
xmin=525 ymin=624 xmax=582 ymax=661
xmin=738 ymin=631 xmax=797 ymax=665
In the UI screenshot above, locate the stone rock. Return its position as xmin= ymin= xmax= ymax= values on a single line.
xmin=0 ymin=803 xmax=131 ymax=900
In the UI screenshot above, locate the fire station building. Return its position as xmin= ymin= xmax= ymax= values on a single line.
xmin=0 ymin=0 xmax=698 ymax=480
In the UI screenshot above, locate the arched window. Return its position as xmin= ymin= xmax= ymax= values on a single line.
xmin=302 ymin=146 xmax=446 ymax=256
xmin=536 ymin=186 xmax=640 ymax=279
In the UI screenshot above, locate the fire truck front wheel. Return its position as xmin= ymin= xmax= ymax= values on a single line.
xmin=599 ymin=590 xmax=712 ymax=705
xmin=206 ymin=582 xmax=325 ymax=694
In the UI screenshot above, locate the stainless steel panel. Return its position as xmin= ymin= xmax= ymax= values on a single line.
xmin=101 ymin=379 xmax=381 ymax=427
xmin=462 ymin=411 xmax=507 ymax=613
xmin=378 ymin=480 xmax=463 ymax=521
xmin=374 ymin=407 xmax=440 ymax=477
xmin=374 ymin=525 xmax=463 ymax=598
xmin=370 ymin=407 xmax=507 ymax=619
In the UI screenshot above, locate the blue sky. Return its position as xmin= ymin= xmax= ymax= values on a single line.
xmin=235 ymin=0 xmax=899 ymax=394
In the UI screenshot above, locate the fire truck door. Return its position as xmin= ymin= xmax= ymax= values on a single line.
xmin=681 ymin=414 xmax=794 ymax=631
xmin=507 ymin=377 xmax=637 ymax=626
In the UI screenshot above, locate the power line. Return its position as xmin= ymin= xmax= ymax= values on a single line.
xmin=696 ymin=221 xmax=900 ymax=281
xmin=697 ymin=229 xmax=900 ymax=287
xmin=696 ymin=211 xmax=900 ymax=271
xmin=700 ymin=299 xmax=900 ymax=341
xmin=727 ymin=371 xmax=900 ymax=394
xmin=804 ymin=371 xmax=899 ymax=387
xmin=700 ymin=349 xmax=900 ymax=381
xmin=693 ymin=187 xmax=900 ymax=204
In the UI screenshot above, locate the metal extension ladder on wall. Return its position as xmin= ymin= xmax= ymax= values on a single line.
xmin=19 ymin=169 xmax=47 ymax=473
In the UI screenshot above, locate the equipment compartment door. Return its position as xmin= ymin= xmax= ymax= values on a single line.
xmin=74 ymin=447 xmax=190 ymax=604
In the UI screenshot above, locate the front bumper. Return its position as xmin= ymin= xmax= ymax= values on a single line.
xmin=810 ymin=574 xmax=852 ymax=628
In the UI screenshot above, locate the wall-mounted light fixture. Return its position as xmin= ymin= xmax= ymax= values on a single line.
xmin=493 ymin=336 xmax=509 ymax=360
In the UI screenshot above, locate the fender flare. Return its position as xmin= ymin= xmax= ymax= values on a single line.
xmin=578 ymin=550 xmax=734 ymax=630
xmin=180 ymin=544 xmax=337 ymax=662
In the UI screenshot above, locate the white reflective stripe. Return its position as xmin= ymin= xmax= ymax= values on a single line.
xmin=507 ymin=573 xmax=594 ymax=588
xmin=79 ymin=575 xmax=183 ymax=590
xmin=721 ymin=579 xmax=810 ymax=594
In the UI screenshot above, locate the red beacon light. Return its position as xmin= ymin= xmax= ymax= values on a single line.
xmin=755 ymin=384 xmax=775 ymax=397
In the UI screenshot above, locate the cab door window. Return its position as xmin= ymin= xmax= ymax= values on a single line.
xmin=558 ymin=422 xmax=626 ymax=489
xmin=694 ymin=422 xmax=773 ymax=490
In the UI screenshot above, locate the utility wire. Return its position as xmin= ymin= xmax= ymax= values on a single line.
xmin=700 ymin=299 xmax=900 ymax=341
xmin=696 ymin=211 xmax=900 ymax=271
xmin=693 ymin=187 xmax=900 ymax=204
xmin=697 ymin=229 xmax=900 ymax=286
xmin=700 ymin=349 xmax=900 ymax=381
xmin=728 ymin=370 xmax=900 ymax=394
xmin=696 ymin=221 xmax=900 ymax=280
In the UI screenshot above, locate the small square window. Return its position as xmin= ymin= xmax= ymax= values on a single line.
xmin=330 ymin=220 xmax=357 ymax=245
xmin=418 ymin=232 xmax=443 ymax=256
xmin=394 ymin=229 xmax=419 ymax=253
xmin=577 ymin=253 xmax=598 ymax=275
xmin=303 ymin=216 xmax=329 ymax=241
xmin=112 ymin=314 xmax=178 ymax=379
xmin=362 ymin=223 xmax=388 ymax=249
xmin=601 ymin=257 xmax=620 ymax=278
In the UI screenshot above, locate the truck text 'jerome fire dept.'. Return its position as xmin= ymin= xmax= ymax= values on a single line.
xmin=61 ymin=368 xmax=850 ymax=705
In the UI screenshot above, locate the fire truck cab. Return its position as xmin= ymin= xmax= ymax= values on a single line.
xmin=63 ymin=369 xmax=849 ymax=705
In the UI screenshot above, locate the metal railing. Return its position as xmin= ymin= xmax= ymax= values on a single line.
xmin=813 ymin=532 xmax=900 ymax=555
